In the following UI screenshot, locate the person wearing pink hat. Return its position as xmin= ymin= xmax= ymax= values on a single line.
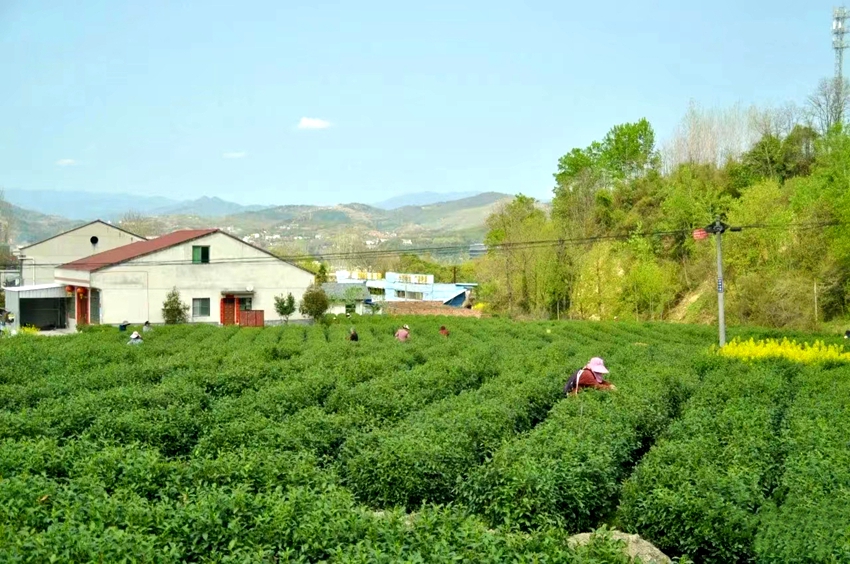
xmin=564 ymin=357 xmax=616 ymax=395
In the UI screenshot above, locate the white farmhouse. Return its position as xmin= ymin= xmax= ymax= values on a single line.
xmin=53 ymin=229 xmax=315 ymax=328
xmin=16 ymin=220 xmax=145 ymax=286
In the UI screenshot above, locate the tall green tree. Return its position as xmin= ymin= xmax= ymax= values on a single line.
xmin=553 ymin=119 xmax=660 ymax=239
xmin=315 ymin=263 xmax=329 ymax=284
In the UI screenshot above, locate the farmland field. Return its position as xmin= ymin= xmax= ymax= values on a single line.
xmin=1 ymin=318 xmax=848 ymax=562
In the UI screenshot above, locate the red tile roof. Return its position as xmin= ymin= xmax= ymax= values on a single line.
xmin=59 ymin=229 xmax=218 ymax=272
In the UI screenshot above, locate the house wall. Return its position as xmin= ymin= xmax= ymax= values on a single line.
xmin=328 ymin=302 xmax=369 ymax=316
xmin=20 ymin=223 xmax=144 ymax=285
xmin=78 ymin=232 xmax=314 ymax=324
xmin=5 ymin=291 xmax=19 ymax=331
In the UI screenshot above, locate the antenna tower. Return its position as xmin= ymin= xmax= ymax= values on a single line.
xmin=834 ymin=7 xmax=850 ymax=122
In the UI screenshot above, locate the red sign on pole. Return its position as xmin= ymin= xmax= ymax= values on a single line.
xmin=692 ymin=228 xmax=708 ymax=241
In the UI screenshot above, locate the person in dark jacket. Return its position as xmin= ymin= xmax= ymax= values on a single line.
xmin=348 ymin=327 xmax=359 ymax=342
xmin=564 ymin=357 xmax=616 ymax=395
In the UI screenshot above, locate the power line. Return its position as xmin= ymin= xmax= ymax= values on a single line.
xmin=7 ymin=221 xmax=845 ymax=269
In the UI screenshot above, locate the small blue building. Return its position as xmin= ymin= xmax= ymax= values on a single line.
xmin=335 ymin=270 xmax=476 ymax=307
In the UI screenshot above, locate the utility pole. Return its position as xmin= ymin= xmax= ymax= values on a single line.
xmin=834 ymin=7 xmax=849 ymax=122
xmin=698 ymin=219 xmax=741 ymax=347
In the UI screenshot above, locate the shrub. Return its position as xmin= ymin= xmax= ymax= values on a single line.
xmin=300 ymin=285 xmax=329 ymax=321
xmin=162 ymin=287 xmax=189 ymax=325
xmin=274 ymin=292 xmax=297 ymax=323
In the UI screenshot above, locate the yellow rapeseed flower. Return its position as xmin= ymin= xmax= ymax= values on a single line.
xmin=718 ymin=337 xmax=850 ymax=364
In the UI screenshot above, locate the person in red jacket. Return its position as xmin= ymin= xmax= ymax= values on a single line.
xmin=564 ymin=357 xmax=616 ymax=395
xmin=439 ymin=325 xmax=449 ymax=337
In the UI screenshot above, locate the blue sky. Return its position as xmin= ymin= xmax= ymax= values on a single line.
xmin=0 ymin=0 xmax=836 ymax=206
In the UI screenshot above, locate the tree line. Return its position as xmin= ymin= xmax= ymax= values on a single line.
xmin=474 ymin=78 xmax=850 ymax=329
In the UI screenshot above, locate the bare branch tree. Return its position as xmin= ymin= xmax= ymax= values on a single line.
xmin=661 ymin=100 xmax=763 ymax=171
xmin=807 ymin=77 xmax=850 ymax=134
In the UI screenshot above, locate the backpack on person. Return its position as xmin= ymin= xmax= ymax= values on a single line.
xmin=564 ymin=369 xmax=583 ymax=396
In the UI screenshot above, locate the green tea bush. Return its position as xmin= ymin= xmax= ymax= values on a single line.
xmin=4 ymin=318 xmax=834 ymax=562
xmin=339 ymin=345 xmax=572 ymax=508
xmin=754 ymin=365 xmax=850 ymax=562
xmin=458 ymin=343 xmax=699 ymax=533
xmin=617 ymin=360 xmax=795 ymax=563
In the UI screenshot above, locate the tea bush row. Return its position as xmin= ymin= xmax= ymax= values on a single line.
xmin=459 ymin=343 xmax=699 ymax=533
xmin=339 ymin=339 xmax=613 ymax=509
xmin=617 ymin=359 xmax=796 ymax=563
xmin=754 ymin=365 xmax=850 ymax=562
xmin=0 ymin=448 xmax=637 ymax=563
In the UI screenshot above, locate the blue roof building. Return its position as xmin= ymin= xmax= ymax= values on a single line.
xmin=334 ymin=270 xmax=476 ymax=307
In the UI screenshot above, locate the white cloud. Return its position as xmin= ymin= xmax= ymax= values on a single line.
xmin=55 ymin=158 xmax=77 ymax=166
xmin=222 ymin=151 xmax=247 ymax=159
xmin=297 ymin=117 xmax=331 ymax=130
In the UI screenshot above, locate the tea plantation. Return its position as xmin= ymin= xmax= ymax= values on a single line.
xmin=0 ymin=318 xmax=847 ymax=562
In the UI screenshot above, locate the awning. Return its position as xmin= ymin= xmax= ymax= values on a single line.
xmin=3 ymin=283 xmax=66 ymax=299
xmin=221 ymin=290 xmax=255 ymax=297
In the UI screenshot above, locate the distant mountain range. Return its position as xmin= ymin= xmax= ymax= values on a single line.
xmin=3 ymin=190 xmax=266 ymax=221
xmin=4 ymin=190 xmax=517 ymax=247
xmin=228 ymin=192 xmax=513 ymax=234
xmin=4 ymin=189 xmax=495 ymax=220
xmin=8 ymin=204 xmax=79 ymax=246
xmin=372 ymin=191 xmax=482 ymax=210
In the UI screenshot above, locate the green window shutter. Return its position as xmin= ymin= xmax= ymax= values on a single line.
xmin=192 ymin=246 xmax=201 ymax=264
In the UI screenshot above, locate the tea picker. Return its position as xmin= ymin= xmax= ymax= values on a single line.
xmin=564 ymin=357 xmax=617 ymax=395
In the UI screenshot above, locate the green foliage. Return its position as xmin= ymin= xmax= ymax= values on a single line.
xmin=617 ymin=359 xmax=798 ymax=563
xmin=754 ymin=366 xmax=850 ymax=562
xmin=460 ymin=345 xmax=698 ymax=533
xmin=0 ymin=318 xmax=726 ymax=562
xmin=316 ymin=263 xmax=329 ymax=284
xmin=478 ymin=107 xmax=850 ymax=328
xmin=478 ymin=195 xmax=568 ymax=316
xmin=161 ymin=287 xmax=189 ymax=325
xmin=299 ymin=285 xmax=330 ymax=320
xmin=1 ymin=319 xmax=849 ymax=560
xmin=274 ymin=292 xmax=297 ymax=323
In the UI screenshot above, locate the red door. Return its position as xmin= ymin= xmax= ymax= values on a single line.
xmin=77 ymin=292 xmax=89 ymax=325
xmin=222 ymin=297 xmax=236 ymax=325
